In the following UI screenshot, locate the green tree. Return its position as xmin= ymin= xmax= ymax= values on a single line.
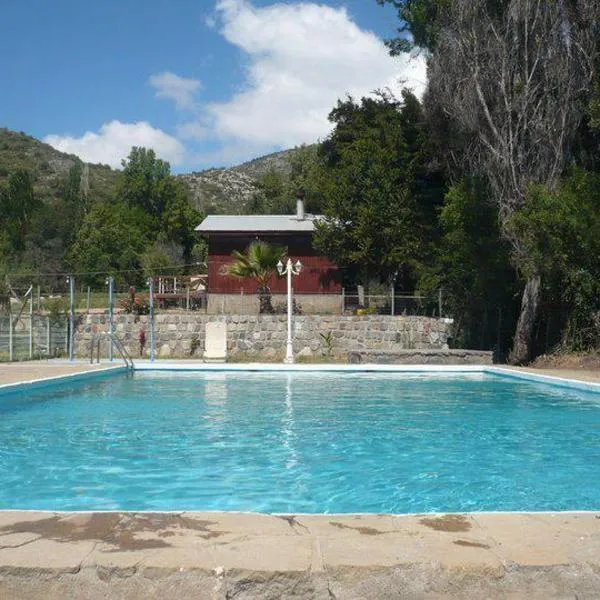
xmin=376 ymin=0 xmax=441 ymax=53
xmin=119 ymin=147 xmax=201 ymax=269
xmin=140 ymin=241 xmax=185 ymax=278
xmin=247 ymin=168 xmax=292 ymax=214
xmin=0 ymin=169 xmax=40 ymax=251
xmin=161 ymin=184 xmax=202 ymax=264
xmin=119 ymin=147 xmax=172 ymax=224
xmin=314 ymin=95 xmax=422 ymax=292
xmin=288 ymin=145 xmax=324 ymax=213
xmin=423 ymin=178 xmax=517 ymax=353
xmin=380 ymin=0 xmax=600 ymax=363
xmin=224 ymin=241 xmax=285 ymax=313
xmin=511 ymin=170 xmax=600 ymax=351
xmin=66 ymin=202 xmax=149 ymax=287
xmin=247 ymin=145 xmax=325 ymax=215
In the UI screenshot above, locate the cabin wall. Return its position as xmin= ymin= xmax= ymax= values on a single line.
xmin=206 ymin=234 xmax=341 ymax=295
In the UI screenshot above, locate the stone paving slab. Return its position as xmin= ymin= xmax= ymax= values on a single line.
xmin=1 ymin=511 xmax=600 ymax=598
xmin=0 ymin=362 xmax=118 ymax=387
xmin=514 ymin=367 xmax=600 ymax=383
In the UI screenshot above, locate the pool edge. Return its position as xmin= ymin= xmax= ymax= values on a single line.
xmin=0 ymin=509 xmax=599 ymax=600
xmin=0 ymin=364 xmax=128 ymax=396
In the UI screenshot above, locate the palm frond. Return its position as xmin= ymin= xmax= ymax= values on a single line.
xmin=224 ymin=241 xmax=286 ymax=287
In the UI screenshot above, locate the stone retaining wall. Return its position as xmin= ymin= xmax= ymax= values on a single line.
xmin=73 ymin=313 xmax=455 ymax=360
xmin=348 ymin=349 xmax=493 ymax=365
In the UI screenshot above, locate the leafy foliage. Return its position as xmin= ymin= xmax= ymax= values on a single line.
xmin=511 ymin=171 xmax=600 ymax=350
xmin=224 ymin=241 xmax=286 ymax=313
xmin=376 ymin=0 xmax=442 ymax=52
xmin=314 ymin=93 xmax=436 ymax=289
xmin=66 ymin=202 xmax=149 ymax=287
xmin=420 ymin=178 xmax=518 ymax=353
xmin=119 ymin=287 xmax=151 ymax=316
xmin=378 ymin=0 xmax=600 ymax=362
xmin=247 ymin=145 xmax=324 ymax=215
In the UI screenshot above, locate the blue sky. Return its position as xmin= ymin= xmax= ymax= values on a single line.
xmin=0 ymin=0 xmax=425 ymax=172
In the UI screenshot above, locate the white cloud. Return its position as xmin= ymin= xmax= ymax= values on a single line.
xmin=198 ymin=0 xmax=426 ymax=152
xmin=176 ymin=121 xmax=209 ymax=141
xmin=44 ymin=121 xmax=186 ymax=168
xmin=148 ymin=71 xmax=201 ymax=110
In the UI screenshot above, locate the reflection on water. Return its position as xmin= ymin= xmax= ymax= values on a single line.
xmin=282 ymin=373 xmax=298 ymax=470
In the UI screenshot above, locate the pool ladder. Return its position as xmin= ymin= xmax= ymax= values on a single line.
xmin=90 ymin=332 xmax=134 ymax=371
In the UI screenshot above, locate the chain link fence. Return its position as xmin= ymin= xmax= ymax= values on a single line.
xmin=341 ymin=292 xmax=442 ymax=316
xmin=0 ymin=314 xmax=68 ymax=362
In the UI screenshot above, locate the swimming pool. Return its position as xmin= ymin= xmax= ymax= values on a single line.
xmin=1 ymin=370 xmax=599 ymax=513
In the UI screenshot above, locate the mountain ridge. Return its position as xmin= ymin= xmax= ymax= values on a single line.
xmin=0 ymin=128 xmax=304 ymax=214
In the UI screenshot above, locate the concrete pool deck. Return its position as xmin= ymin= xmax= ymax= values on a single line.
xmin=0 ymin=362 xmax=121 ymax=387
xmin=1 ymin=511 xmax=600 ymax=598
xmin=1 ymin=358 xmax=598 ymax=385
xmin=1 ymin=361 xmax=600 ymax=597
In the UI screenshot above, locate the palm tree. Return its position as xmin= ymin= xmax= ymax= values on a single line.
xmin=224 ymin=240 xmax=286 ymax=313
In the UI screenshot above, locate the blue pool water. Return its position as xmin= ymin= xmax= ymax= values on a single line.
xmin=1 ymin=371 xmax=599 ymax=513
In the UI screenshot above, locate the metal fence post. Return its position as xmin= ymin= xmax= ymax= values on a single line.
xmin=438 ymin=289 xmax=443 ymax=319
xmin=107 ymin=276 xmax=114 ymax=361
xmin=147 ymin=278 xmax=155 ymax=362
xmin=47 ymin=315 xmax=51 ymax=358
xmin=8 ymin=306 xmax=13 ymax=362
xmin=68 ymin=276 xmax=75 ymax=361
xmin=29 ymin=290 xmax=33 ymax=359
xmin=391 ymin=284 xmax=395 ymax=316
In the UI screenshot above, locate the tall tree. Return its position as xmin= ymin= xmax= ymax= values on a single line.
xmin=314 ymin=94 xmax=423 ymax=291
xmin=118 ymin=147 xmax=201 ymax=269
xmin=119 ymin=147 xmax=174 ymax=226
xmin=66 ymin=202 xmax=149 ymax=287
xmin=0 ymin=169 xmax=39 ymax=251
xmin=425 ymin=177 xmax=518 ymax=353
xmin=381 ymin=0 xmax=600 ymax=363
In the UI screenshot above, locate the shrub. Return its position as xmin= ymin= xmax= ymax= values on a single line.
xmin=119 ymin=287 xmax=150 ymax=315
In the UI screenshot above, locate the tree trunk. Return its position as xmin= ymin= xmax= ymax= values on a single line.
xmin=509 ymin=275 xmax=541 ymax=365
xmin=258 ymin=287 xmax=274 ymax=314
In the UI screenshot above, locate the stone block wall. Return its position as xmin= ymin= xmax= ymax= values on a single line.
xmin=73 ymin=312 xmax=454 ymax=360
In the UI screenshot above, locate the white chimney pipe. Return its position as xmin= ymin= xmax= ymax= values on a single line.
xmin=296 ymin=198 xmax=305 ymax=220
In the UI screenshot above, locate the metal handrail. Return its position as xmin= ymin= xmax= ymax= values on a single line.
xmin=90 ymin=332 xmax=134 ymax=370
xmin=106 ymin=332 xmax=134 ymax=370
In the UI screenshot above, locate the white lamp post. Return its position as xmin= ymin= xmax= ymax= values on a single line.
xmin=277 ymin=258 xmax=302 ymax=364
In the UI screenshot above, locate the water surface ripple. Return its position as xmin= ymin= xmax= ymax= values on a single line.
xmin=1 ymin=371 xmax=599 ymax=513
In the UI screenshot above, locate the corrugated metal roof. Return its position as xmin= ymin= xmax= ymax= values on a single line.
xmin=195 ymin=214 xmax=323 ymax=233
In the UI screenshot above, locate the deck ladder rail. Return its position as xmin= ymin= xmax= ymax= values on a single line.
xmin=90 ymin=332 xmax=134 ymax=370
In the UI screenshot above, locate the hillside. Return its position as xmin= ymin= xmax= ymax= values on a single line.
xmin=175 ymin=147 xmax=304 ymax=214
xmin=176 ymin=168 xmax=257 ymax=215
xmin=0 ymin=129 xmax=305 ymax=215
xmin=0 ymin=128 xmax=119 ymax=203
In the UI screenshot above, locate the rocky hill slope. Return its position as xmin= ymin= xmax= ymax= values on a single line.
xmin=0 ymin=128 xmax=303 ymax=214
xmin=0 ymin=128 xmax=118 ymax=202
xmin=175 ymin=148 xmax=299 ymax=214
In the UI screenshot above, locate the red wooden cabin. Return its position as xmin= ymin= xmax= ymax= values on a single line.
xmin=195 ymin=201 xmax=342 ymax=313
